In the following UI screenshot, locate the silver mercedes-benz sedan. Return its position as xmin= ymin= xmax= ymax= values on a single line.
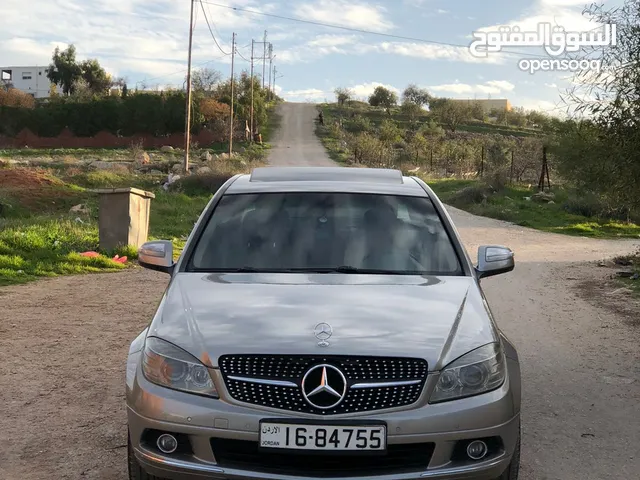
xmin=126 ymin=167 xmax=521 ymax=480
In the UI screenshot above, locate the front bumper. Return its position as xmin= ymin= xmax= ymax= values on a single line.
xmin=127 ymin=356 xmax=521 ymax=480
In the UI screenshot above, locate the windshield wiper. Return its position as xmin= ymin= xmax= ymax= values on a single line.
xmin=309 ymin=266 xmax=384 ymax=274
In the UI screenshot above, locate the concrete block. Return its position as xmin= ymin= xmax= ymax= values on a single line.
xmin=91 ymin=187 xmax=156 ymax=251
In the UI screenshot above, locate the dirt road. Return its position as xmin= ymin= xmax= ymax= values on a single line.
xmin=267 ymin=103 xmax=336 ymax=166
xmin=1 ymin=103 xmax=639 ymax=480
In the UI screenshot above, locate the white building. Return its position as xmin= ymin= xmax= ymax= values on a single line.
xmin=1 ymin=66 xmax=50 ymax=99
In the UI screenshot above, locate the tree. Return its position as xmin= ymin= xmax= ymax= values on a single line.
xmin=556 ymin=0 xmax=640 ymax=219
xmin=80 ymin=59 xmax=112 ymax=95
xmin=368 ymin=86 xmax=398 ymax=115
xmin=468 ymin=101 xmax=486 ymax=121
xmin=0 ymin=87 xmax=36 ymax=108
xmin=200 ymin=98 xmax=231 ymax=120
xmin=191 ymin=68 xmax=222 ymax=97
xmin=378 ymin=119 xmax=402 ymax=144
xmin=430 ymin=98 xmax=471 ymax=132
xmin=400 ymin=100 xmax=424 ymax=122
xmin=402 ymin=84 xmax=431 ymax=108
xmin=334 ymin=87 xmax=353 ymax=106
xmin=46 ymin=45 xmax=82 ymax=95
xmin=122 ymin=83 xmax=129 ymax=97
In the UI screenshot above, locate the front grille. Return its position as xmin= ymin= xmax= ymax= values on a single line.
xmin=219 ymin=355 xmax=428 ymax=380
xmin=219 ymin=355 xmax=428 ymax=415
xmin=210 ymin=438 xmax=435 ymax=477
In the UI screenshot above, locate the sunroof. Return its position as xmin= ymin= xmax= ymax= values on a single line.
xmin=249 ymin=167 xmax=404 ymax=184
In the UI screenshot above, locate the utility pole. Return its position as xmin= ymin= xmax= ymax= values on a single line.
xmin=268 ymin=44 xmax=273 ymax=100
xmin=183 ymin=0 xmax=196 ymax=174
xmin=272 ymin=66 xmax=278 ymax=98
xmin=229 ymin=32 xmax=236 ymax=158
xmin=250 ymin=39 xmax=255 ymax=141
xmin=262 ymin=30 xmax=267 ymax=89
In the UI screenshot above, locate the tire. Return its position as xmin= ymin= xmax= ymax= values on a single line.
xmin=128 ymin=431 xmax=166 ymax=480
xmin=499 ymin=423 xmax=521 ymax=480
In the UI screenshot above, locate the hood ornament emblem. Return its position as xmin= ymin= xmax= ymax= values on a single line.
xmin=301 ymin=364 xmax=347 ymax=409
xmin=314 ymin=322 xmax=333 ymax=347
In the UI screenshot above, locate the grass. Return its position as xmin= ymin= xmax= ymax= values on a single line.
xmin=315 ymin=122 xmax=351 ymax=165
xmin=0 ymin=155 xmax=260 ymax=286
xmin=320 ymin=104 xmax=542 ymax=138
xmin=0 ymin=218 xmax=129 ymax=287
xmin=424 ymin=178 xmax=640 ymax=239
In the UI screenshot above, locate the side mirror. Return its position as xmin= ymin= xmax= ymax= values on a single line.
xmin=138 ymin=240 xmax=175 ymax=275
xmin=476 ymin=245 xmax=514 ymax=279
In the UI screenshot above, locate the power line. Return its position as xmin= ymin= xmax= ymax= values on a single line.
xmin=236 ymin=49 xmax=251 ymax=62
xmin=200 ymin=0 xmax=549 ymax=59
xmin=134 ymin=55 xmax=227 ymax=86
xmin=199 ymin=0 xmax=231 ymax=56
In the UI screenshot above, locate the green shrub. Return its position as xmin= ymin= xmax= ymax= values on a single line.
xmin=448 ymin=183 xmax=493 ymax=206
xmin=172 ymin=173 xmax=233 ymax=196
xmin=562 ymin=195 xmax=604 ymax=218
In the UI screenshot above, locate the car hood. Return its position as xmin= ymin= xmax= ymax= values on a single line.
xmin=150 ymin=273 xmax=499 ymax=371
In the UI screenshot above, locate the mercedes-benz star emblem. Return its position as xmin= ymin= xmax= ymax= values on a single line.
xmin=301 ymin=364 xmax=347 ymax=410
xmin=314 ymin=322 xmax=333 ymax=347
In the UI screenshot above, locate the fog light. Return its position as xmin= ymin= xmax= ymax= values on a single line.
xmin=157 ymin=434 xmax=178 ymax=454
xmin=466 ymin=440 xmax=488 ymax=460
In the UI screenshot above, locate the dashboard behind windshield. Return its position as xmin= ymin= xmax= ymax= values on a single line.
xmin=188 ymin=192 xmax=463 ymax=275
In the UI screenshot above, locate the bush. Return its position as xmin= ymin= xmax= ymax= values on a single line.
xmin=0 ymin=91 xmax=202 ymax=137
xmin=562 ymin=195 xmax=604 ymax=218
xmin=448 ymin=183 xmax=494 ymax=206
xmin=172 ymin=173 xmax=233 ymax=196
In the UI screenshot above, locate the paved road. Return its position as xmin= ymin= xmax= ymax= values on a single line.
xmin=1 ymin=103 xmax=638 ymax=480
xmin=265 ymin=103 xmax=640 ymax=479
xmin=267 ymin=103 xmax=336 ymax=166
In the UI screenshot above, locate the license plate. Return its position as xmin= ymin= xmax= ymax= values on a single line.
xmin=259 ymin=422 xmax=387 ymax=451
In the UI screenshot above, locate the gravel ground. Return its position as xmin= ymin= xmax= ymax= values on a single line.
xmin=1 ymin=103 xmax=638 ymax=480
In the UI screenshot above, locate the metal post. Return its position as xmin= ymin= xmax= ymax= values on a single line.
xmin=229 ymin=33 xmax=236 ymax=158
xmin=268 ymin=44 xmax=273 ymax=100
xmin=510 ymin=150 xmax=514 ymax=184
xmin=262 ymin=31 xmax=267 ymax=89
xmin=250 ymin=40 xmax=255 ymax=141
xmin=183 ymin=0 xmax=196 ymax=174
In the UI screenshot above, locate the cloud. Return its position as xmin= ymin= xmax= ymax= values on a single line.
xmin=515 ymin=96 xmax=561 ymax=113
xmin=0 ymin=0 xmax=262 ymax=82
xmin=307 ymin=35 xmax=359 ymax=47
xmin=428 ymin=80 xmax=515 ymax=96
xmin=477 ymin=0 xmax=603 ymax=34
xmin=294 ymin=0 xmax=394 ymax=32
xmin=349 ymin=82 xmax=400 ymax=99
xmin=364 ymin=42 xmax=506 ymax=64
xmin=283 ymin=88 xmax=328 ymax=101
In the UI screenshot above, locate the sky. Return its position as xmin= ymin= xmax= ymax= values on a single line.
xmin=0 ymin=0 xmax=622 ymax=115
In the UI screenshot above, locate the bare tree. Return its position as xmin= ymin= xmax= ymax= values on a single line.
xmin=191 ymin=68 xmax=222 ymax=97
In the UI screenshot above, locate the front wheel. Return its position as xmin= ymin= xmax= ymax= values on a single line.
xmin=128 ymin=430 xmax=167 ymax=480
xmin=499 ymin=424 xmax=521 ymax=479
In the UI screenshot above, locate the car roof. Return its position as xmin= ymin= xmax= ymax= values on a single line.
xmin=225 ymin=167 xmax=429 ymax=197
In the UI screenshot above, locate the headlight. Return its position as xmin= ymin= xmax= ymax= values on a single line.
xmin=142 ymin=337 xmax=218 ymax=398
xmin=430 ymin=343 xmax=506 ymax=403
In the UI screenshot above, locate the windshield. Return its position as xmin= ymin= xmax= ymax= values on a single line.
xmin=188 ymin=192 xmax=463 ymax=275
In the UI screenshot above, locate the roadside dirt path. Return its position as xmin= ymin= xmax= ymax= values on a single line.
xmin=1 ymin=103 xmax=638 ymax=480
xmin=267 ymin=102 xmax=336 ymax=166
